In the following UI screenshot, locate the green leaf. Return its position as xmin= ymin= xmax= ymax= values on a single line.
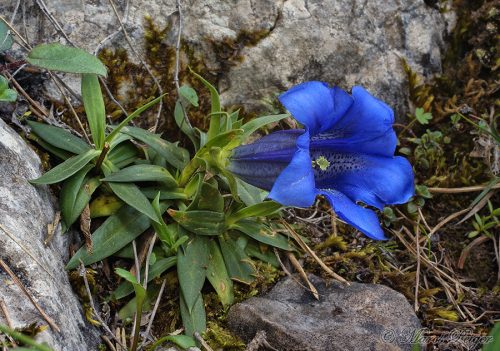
xmin=189 ymin=69 xmax=220 ymax=140
xmin=483 ymin=323 xmax=500 ymax=351
xmin=179 ymin=85 xmax=199 ymax=107
xmin=168 ymin=209 xmax=225 ymax=236
xmin=106 ymin=141 xmax=138 ymax=168
xmin=207 ymin=240 xmax=234 ymax=306
xmin=102 ymin=162 xmax=161 ymax=224
xmin=81 ymin=74 xmax=106 ymax=149
xmin=219 ymin=235 xmax=255 ymax=284
xmin=27 ymin=121 xmax=90 ymax=154
xmin=231 ymin=220 xmax=293 ymax=250
xmin=115 ymin=267 xmax=140 ymax=284
xmin=180 ymin=291 xmax=206 ymax=338
xmin=111 ymin=257 xmax=176 ymax=300
xmin=237 ymin=179 xmax=267 ymax=206
xmin=245 ymin=241 xmax=279 ymax=267
xmin=228 ymin=201 xmax=281 ymax=224
xmin=0 ymin=20 xmax=13 ymax=53
xmin=27 ymin=43 xmax=107 ymax=76
xmin=120 ymin=126 xmax=188 ymax=170
xmin=102 ymin=164 xmax=177 ymax=188
xmin=60 ymin=164 xmax=94 ymax=227
xmin=28 ymin=133 xmax=73 ymax=160
xmin=177 ymin=236 xmax=209 ymax=312
xmin=415 ymin=107 xmax=432 ymax=125
xmin=105 ymin=94 xmax=166 ymax=143
xmin=30 ymin=149 xmax=100 ymax=185
xmin=142 ymin=187 xmax=187 ymax=200
xmin=152 ymin=194 xmax=176 ymax=247
xmin=240 ymin=113 xmax=289 ymax=139
xmin=0 ymin=75 xmax=16 ymax=102
xmin=188 ymin=180 xmax=224 ymax=212
xmin=66 ymin=205 xmax=153 ymax=269
xmin=175 ymin=100 xmax=199 ymax=150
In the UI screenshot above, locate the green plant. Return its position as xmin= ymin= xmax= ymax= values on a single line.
xmin=23 ymin=43 xmax=294 ymax=347
xmin=467 ymin=201 xmax=500 ymax=238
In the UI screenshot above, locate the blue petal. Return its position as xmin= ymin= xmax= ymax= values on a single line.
xmin=231 ymin=130 xmax=302 ymax=162
xmin=278 ymin=82 xmax=353 ymax=135
xmin=318 ymin=189 xmax=387 ymax=240
xmin=312 ymin=151 xmax=414 ymax=210
xmin=309 ymin=86 xmax=397 ymax=156
xmin=311 ymin=127 xmax=398 ymax=157
xmin=268 ymin=132 xmax=316 ymax=207
xmin=227 ymin=160 xmax=288 ymax=191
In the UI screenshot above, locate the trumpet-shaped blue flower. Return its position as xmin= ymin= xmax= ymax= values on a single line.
xmin=229 ymin=81 xmax=414 ymax=240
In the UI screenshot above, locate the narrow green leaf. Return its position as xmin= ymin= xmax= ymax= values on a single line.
xmin=245 ymin=241 xmax=279 ymax=267
xmin=28 ymin=133 xmax=73 ymax=160
xmin=177 ymin=236 xmax=209 ymax=312
xmin=142 ymin=187 xmax=187 ymax=201
xmin=240 ymin=113 xmax=289 ymax=139
xmin=207 ymin=241 xmax=234 ymax=306
xmin=81 ymin=74 xmax=106 ymax=149
xmin=168 ymin=209 xmax=225 ymax=236
xmin=237 ymin=179 xmax=266 ymax=206
xmin=102 ymin=162 xmax=161 ymax=223
xmin=66 ymin=205 xmax=152 ymax=269
xmin=231 ymin=220 xmax=293 ymax=250
xmin=120 ymin=126 xmax=188 ymax=170
xmin=115 ymin=267 xmax=139 ymax=284
xmin=483 ymin=323 xmax=500 ymax=351
xmin=102 ymin=164 xmax=177 ymax=188
xmin=189 ymin=69 xmax=220 ymax=140
xmin=27 ymin=120 xmax=91 ymax=154
xmin=188 ymin=180 xmax=224 ymax=212
xmin=175 ymin=100 xmax=199 ymax=149
xmin=179 ymin=85 xmax=199 ymax=107
xmin=219 ymin=235 xmax=255 ymax=284
xmin=180 ymin=292 xmax=206 ymax=337
xmin=112 ymin=257 xmax=176 ymax=300
xmin=152 ymin=194 xmax=176 ymax=247
xmin=60 ymin=164 xmax=93 ymax=227
xmin=228 ymin=201 xmax=282 ymax=224
xmin=105 ymin=95 xmax=165 ymax=143
xmin=30 ymin=149 xmax=100 ymax=185
xmin=106 ymin=141 xmax=138 ymax=168
xmin=27 ymin=43 xmax=107 ymax=76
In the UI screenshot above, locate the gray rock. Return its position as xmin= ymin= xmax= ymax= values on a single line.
xmin=227 ymin=274 xmax=421 ymax=351
xmin=0 ymin=119 xmax=100 ymax=351
xmin=0 ymin=0 xmax=454 ymax=119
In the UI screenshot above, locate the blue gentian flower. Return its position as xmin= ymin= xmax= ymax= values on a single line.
xmin=229 ymin=81 xmax=414 ymax=240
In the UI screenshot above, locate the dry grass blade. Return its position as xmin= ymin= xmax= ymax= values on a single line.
xmin=286 ymin=252 xmax=319 ymax=300
xmin=80 ymin=204 xmax=93 ymax=254
xmin=280 ymin=220 xmax=349 ymax=284
xmin=0 ymin=259 xmax=60 ymax=332
xmin=428 ymin=183 xmax=500 ymax=193
xmin=194 ymin=332 xmax=215 ymax=351
xmin=457 ymin=235 xmax=490 ymax=269
xmin=456 ymin=190 xmax=494 ymax=225
xmin=419 ymin=207 xmax=471 ymax=244
xmin=0 ymin=299 xmax=17 ymax=347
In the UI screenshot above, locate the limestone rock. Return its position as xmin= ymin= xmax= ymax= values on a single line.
xmin=227 ymin=274 xmax=421 ymax=351
xmin=0 ymin=0 xmax=454 ymax=119
xmin=0 ymin=119 xmax=100 ymax=351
